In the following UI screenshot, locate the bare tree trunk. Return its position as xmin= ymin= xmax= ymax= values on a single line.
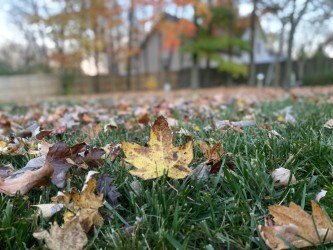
xmin=205 ymin=0 xmax=213 ymax=85
xmin=283 ymin=0 xmax=311 ymax=89
xmin=94 ymin=51 xmax=100 ymax=93
xmin=248 ymin=0 xmax=257 ymax=86
xmin=284 ymin=23 xmax=296 ymax=89
xmin=297 ymin=58 xmax=306 ymax=85
xmin=191 ymin=53 xmax=199 ymax=89
xmin=127 ymin=0 xmax=134 ymax=90
xmin=227 ymin=3 xmax=236 ymax=86
xmin=190 ymin=7 xmax=199 ymax=89
xmin=274 ymin=22 xmax=285 ymax=87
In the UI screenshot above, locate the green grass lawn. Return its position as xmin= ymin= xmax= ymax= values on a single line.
xmin=0 ymin=96 xmax=332 ymax=249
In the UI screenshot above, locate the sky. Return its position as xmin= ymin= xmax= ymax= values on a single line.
xmin=0 ymin=1 xmax=331 ymax=57
xmin=0 ymin=2 xmax=16 ymax=44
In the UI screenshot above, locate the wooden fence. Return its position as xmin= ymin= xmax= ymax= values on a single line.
xmin=70 ymin=72 xmax=180 ymax=94
xmin=256 ymin=57 xmax=333 ymax=86
xmin=0 ymin=57 xmax=332 ymax=102
xmin=0 ymin=74 xmax=61 ymax=102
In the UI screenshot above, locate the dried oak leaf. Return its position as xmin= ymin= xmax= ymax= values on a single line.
xmin=69 ymin=178 xmax=104 ymax=232
xmin=259 ymin=201 xmax=333 ymax=249
xmin=33 ymin=218 xmax=88 ymax=250
xmin=122 ymin=116 xmax=193 ymax=180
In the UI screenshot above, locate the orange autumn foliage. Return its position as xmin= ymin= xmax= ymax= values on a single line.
xmin=159 ymin=19 xmax=196 ymax=52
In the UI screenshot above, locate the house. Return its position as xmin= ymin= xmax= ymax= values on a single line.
xmin=131 ymin=12 xmax=279 ymax=85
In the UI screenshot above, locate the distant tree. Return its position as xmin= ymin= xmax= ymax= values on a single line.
xmin=184 ymin=1 xmax=249 ymax=84
xmin=248 ymin=0 xmax=257 ymax=86
xmin=260 ymin=0 xmax=333 ymax=88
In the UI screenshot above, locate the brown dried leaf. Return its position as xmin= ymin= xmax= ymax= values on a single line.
xmin=102 ymin=143 xmax=121 ymax=162
xmin=137 ymin=113 xmax=150 ymax=125
xmin=75 ymin=148 xmax=105 ymax=169
xmin=0 ymin=156 xmax=52 ymax=195
xmin=46 ymin=142 xmax=75 ymax=188
xmin=33 ymin=218 xmax=88 ymax=250
xmin=0 ymin=163 xmax=15 ymax=178
xmin=69 ymin=178 xmax=104 ymax=232
xmin=259 ymin=201 xmax=333 ymax=249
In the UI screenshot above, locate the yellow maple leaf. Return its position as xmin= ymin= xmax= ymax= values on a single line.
xmin=33 ymin=217 xmax=88 ymax=250
xmin=122 ymin=116 xmax=193 ymax=180
xmin=259 ymin=200 xmax=333 ymax=249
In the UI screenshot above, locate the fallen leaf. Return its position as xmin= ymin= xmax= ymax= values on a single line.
xmin=0 ymin=156 xmax=51 ymax=195
xmin=70 ymin=178 xmax=104 ymax=232
xmin=122 ymin=116 xmax=193 ymax=180
xmin=0 ymin=163 xmax=15 ymax=178
xmin=269 ymin=130 xmax=282 ymax=139
xmin=45 ymin=142 xmax=75 ymax=188
xmin=16 ymin=122 xmax=40 ymax=138
xmin=271 ymin=167 xmax=297 ymax=187
xmin=102 ymin=143 xmax=121 ymax=162
xmin=0 ymin=138 xmax=27 ymax=156
xmin=201 ymin=141 xmax=224 ymax=165
xmin=191 ymin=162 xmax=211 ymax=180
xmin=324 ymin=119 xmax=333 ymax=129
xmin=33 ymin=218 xmax=88 ymax=250
xmin=0 ymin=140 xmax=6 ymax=149
xmin=82 ymin=123 xmax=102 ymax=141
xmin=137 ymin=113 xmax=150 ymax=125
xmin=259 ymin=200 xmax=333 ymax=249
xmin=166 ymin=117 xmax=179 ymax=127
xmin=123 ymin=216 xmax=143 ymax=237
xmin=315 ymin=189 xmax=327 ymax=202
xmin=177 ymin=127 xmax=192 ymax=136
xmin=277 ymin=106 xmax=297 ymax=124
xmin=197 ymin=141 xmax=226 ymax=174
xmin=82 ymin=170 xmax=99 ymax=190
xmin=285 ymin=113 xmax=296 ymax=124
xmin=28 ymin=141 xmax=53 ymax=156
xmin=104 ymin=118 xmax=118 ymax=131
xmin=230 ymin=120 xmax=256 ymax=127
xmin=33 ymin=203 xmax=64 ymax=218
xmin=75 ymin=148 xmax=105 ymax=169
xmin=96 ymin=175 xmax=120 ymax=205
xmin=51 ymin=191 xmax=72 ymax=205
xmin=130 ymin=180 xmax=142 ymax=196
xmin=214 ymin=120 xmax=230 ymax=129
xmin=36 ymin=130 xmax=53 ymax=140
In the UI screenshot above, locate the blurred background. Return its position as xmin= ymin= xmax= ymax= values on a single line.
xmin=0 ymin=0 xmax=332 ymax=101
